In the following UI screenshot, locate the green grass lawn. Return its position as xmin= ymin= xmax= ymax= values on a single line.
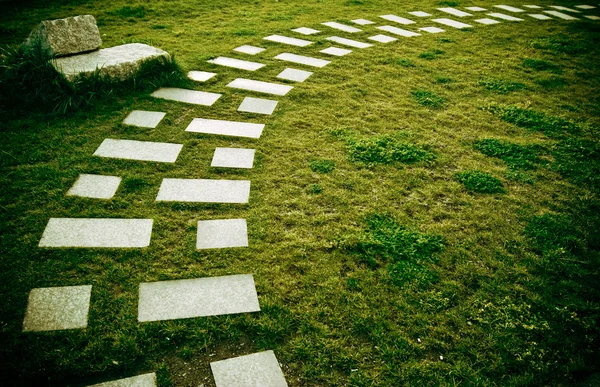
xmin=1 ymin=0 xmax=599 ymax=385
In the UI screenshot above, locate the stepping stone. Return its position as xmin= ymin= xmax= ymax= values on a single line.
xmin=88 ymin=373 xmax=157 ymax=387
xmin=23 ymin=285 xmax=92 ymax=332
xmin=544 ymin=10 xmax=578 ymax=19
xmin=264 ymin=34 xmax=313 ymax=47
xmin=276 ymin=68 xmax=313 ymax=82
xmin=320 ymin=47 xmax=352 ymax=56
xmin=351 ymin=18 xmax=375 ymax=25
xmin=549 ymin=5 xmax=581 ymax=12
xmin=475 ymin=18 xmax=501 ymax=24
xmin=437 ymin=7 xmax=472 ymax=17
xmin=291 ymin=27 xmax=320 ymax=35
xmin=274 ymin=52 xmax=330 ymax=68
xmin=39 ymin=218 xmax=153 ymax=248
xmin=368 ymin=34 xmax=397 ymax=43
xmin=494 ymin=5 xmax=526 ymax=12
xmin=207 ymin=56 xmax=265 ymax=71
xmin=465 ymin=7 xmax=487 ymax=11
xmin=576 ymin=5 xmax=596 ymax=9
xmin=377 ymin=25 xmax=421 ymax=37
xmin=529 ymin=14 xmax=553 ymax=20
xmin=156 ymin=179 xmax=250 ymax=203
xmin=138 ymin=274 xmax=260 ymax=322
xmin=523 ymin=5 xmax=542 ymax=9
xmin=487 ymin=12 xmax=524 ymax=21
xmin=186 ymin=118 xmax=264 ymax=139
xmin=123 ymin=110 xmax=166 ymax=128
xmin=197 ymin=219 xmax=248 ymax=249
xmin=211 ymin=351 xmax=288 ymax=387
xmin=188 ymin=70 xmax=217 ymax=82
xmin=151 ymin=87 xmax=221 ymax=106
xmin=432 ymin=18 xmax=473 ymax=28
xmin=238 ymin=97 xmax=278 ymax=115
xmin=321 ymin=21 xmax=362 ymax=33
xmin=67 ymin=174 xmax=121 ymax=199
xmin=326 ymin=36 xmax=372 ymax=48
xmin=234 ymin=45 xmax=266 ymax=55
xmin=586 ymin=15 xmax=600 ymax=20
xmin=419 ymin=26 xmax=445 ymax=33
xmin=408 ymin=11 xmax=432 ymax=17
xmin=93 ymin=139 xmax=183 ymax=163
xmin=211 ymin=148 xmax=255 ymax=169
xmin=379 ymin=14 xmax=416 ymax=24
xmin=227 ymin=78 xmax=293 ymax=96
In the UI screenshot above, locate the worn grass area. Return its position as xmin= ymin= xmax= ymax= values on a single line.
xmin=1 ymin=0 xmax=600 ymax=386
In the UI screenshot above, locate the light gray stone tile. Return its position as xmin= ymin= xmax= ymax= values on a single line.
xmin=465 ymin=6 xmax=487 ymax=11
xmin=185 ymin=118 xmax=264 ymax=139
xmin=264 ymin=34 xmax=313 ymax=47
xmin=291 ymin=27 xmax=320 ymax=35
xmin=39 ymin=218 xmax=153 ymax=248
xmin=409 ymin=11 xmax=432 ymax=17
xmin=523 ymin=5 xmax=542 ymax=8
xmin=528 ymin=14 xmax=552 ymax=20
xmin=187 ymin=71 xmax=217 ymax=82
xmin=476 ymin=18 xmax=501 ymax=24
xmin=123 ymin=110 xmax=166 ymax=128
xmin=549 ymin=5 xmax=581 ymax=12
xmin=207 ymin=56 xmax=265 ymax=71
xmin=320 ymin=47 xmax=352 ymax=56
xmin=494 ymin=5 xmax=525 ymax=12
xmin=23 ymin=285 xmax=92 ymax=332
xmin=368 ymin=34 xmax=397 ymax=43
xmin=437 ymin=7 xmax=472 ymax=17
xmin=227 ymin=78 xmax=293 ymax=96
xmin=274 ymin=53 xmax=330 ymax=68
xmin=585 ymin=15 xmax=600 ymax=19
xmin=151 ymin=87 xmax=221 ymax=106
xmin=211 ymin=148 xmax=255 ymax=169
xmin=377 ymin=25 xmax=421 ymax=37
xmin=351 ymin=18 xmax=375 ymax=25
xmin=234 ymin=45 xmax=265 ymax=55
xmin=238 ymin=97 xmax=278 ymax=115
xmin=211 ymin=351 xmax=288 ymax=387
xmin=93 ymin=139 xmax=183 ymax=163
xmin=379 ymin=14 xmax=416 ymax=24
xmin=276 ymin=68 xmax=313 ymax=82
xmin=543 ymin=10 xmax=579 ymax=19
xmin=419 ymin=26 xmax=445 ymax=33
xmin=321 ymin=21 xmax=362 ymax=33
xmin=156 ymin=179 xmax=250 ymax=203
xmin=326 ymin=36 xmax=373 ymax=48
xmin=432 ymin=18 xmax=473 ymax=28
xmin=88 ymin=373 xmax=157 ymax=387
xmin=67 ymin=174 xmax=121 ymax=199
xmin=486 ymin=12 xmax=524 ymax=20
xmin=138 ymin=274 xmax=260 ymax=322
xmin=197 ymin=219 xmax=248 ymax=249
xmin=576 ymin=5 xmax=596 ymax=9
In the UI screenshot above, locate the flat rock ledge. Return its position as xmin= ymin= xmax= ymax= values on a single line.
xmin=52 ymin=43 xmax=171 ymax=82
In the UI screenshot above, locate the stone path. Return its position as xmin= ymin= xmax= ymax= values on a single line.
xmin=207 ymin=56 xmax=266 ymax=71
xmin=211 ymin=148 xmax=256 ymax=169
xmin=67 ymin=174 xmax=121 ymax=199
xmin=88 ymin=373 xmax=156 ymax=387
xmin=264 ymin=34 xmax=313 ymax=47
xmin=210 ymin=350 xmax=288 ymax=387
xmin=187 ymin=70 xmax=216 ymax=82
xmin=321 ymin=21 xmax=361 ymax=33
xmin=93 ymin=138 xmax=183 ymax=163
xmin=227 ymin=78 xmax=293 ymax=96
xmin=321 ymin=47 xmax=352 ymax=57
xmin=23 ymin=285 xmax=92 ymax=332
xmin=123 ymin=110 xmax=165 ymax=128
xmin=186 ymin=118 xmax=265 ymax=138
xmin=150 ymin=87 xmax=221 ymax=105
xmin=238 ymin=96 xmax=279 ymax=115
xmin=197 ymin=219 xmax=249 ymax=249
xmin=378 ymin=25 xmax=421 ymax=37
xmin=234 ymin=45 xmax=265 ymax=55
xmin=326 ymin=36 xmax=373 ymax=48
xmin=155 ymin=178 xmax=251 ymax=203
xmin=277 ymin=68 xmax=313 ymax=82
xmin=275 ymin=52 xmax=330 ymax=67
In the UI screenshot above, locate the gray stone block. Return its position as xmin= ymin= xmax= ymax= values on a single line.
xmin=151 ymin=87 xmax=221 ymax=106
xmin=320 ymin=47 xmax=352 ymax=57
xmin=494 ymin=5 xmax=525 ymax=12
xmin=156 ymin=179 xmax=251 ymax=203
xmin=186 ymin=118 xmax=264 ymax=139
xmin=94 ymin=139 xmax=183 ymax=163
xmin=24 ymin=15 xmax=101 ymax=57
xmin=227 ymin=78 xmax=293 ymax=96
xmin=432 ymin=18 xmax=473 ymax=28
xmin=67 ymin=174 xmax=121 ymax=199
xmin=234 ymin=45 xmax=265 ymax=55
xmin=197 ymin=219 xmax=248 ymax=249
xmin=23 ymin=285 xmax=92 ymax=332
xmin=377 ymin=26 xmax=421 ymax=37
xmin=408 ymin=11 xmax=432 ymax=17
xmin=211 ymin=148 xmax=256 ymax=169
xmin=274 ymin=53 xmax=330 ymax=68
xmin=123 ymin=110 xmax=166 ymax=128
xmin=528 ymin=14 xmax=552 ymax=20
xmin=351 ymin=18 xmax=375 ymax=25
xmin=321 ymin=21 xmax=361 ymax=33
xmin=264 ymin=34 xmax=313 ymax=47
xmin=379 ymin=14 xmax=416 ymax=24
xmin=476 ymin=18 xmax=501 ymax=24
xmin=437 ymin=7 xmax=473 ymax=17
xmin=291 ymin=27 xmax=320 ymax=35
xmin=419 ymin=26 xmax=445 ymax=33
xmin=138 ymin=274 xmax=260 ymax=322
xmin=207 ymin=56 xmax=265 ymax=71
xmin=543 ymin=10 xmax=578 ymax=19
xmin=87 ymin=373 xmax=157 ymax=387
xmin=211 ymin=351 xmax=288 ymax=387
xmin=368 ymin=34 xmax=397 ymax=43
xmin=188 ymin=71 xmax=217 ymax=82
xmin=276 ymin=68 xmax=313 ymax=82
xmin=326 ymin=36 xmax=372 ymax=48
xmin=466 ymin=6 xmax=487 ymax=11
xmin=486 ymin=12 xmax=524 ymax=21
xmin=549 ymin=5 xmax=581 ymax=12
xmin=238 ymin=97 xmax=278 ymax=115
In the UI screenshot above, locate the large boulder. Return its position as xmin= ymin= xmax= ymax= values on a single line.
xmin=24 ymin=15 xmax=102 ymax=57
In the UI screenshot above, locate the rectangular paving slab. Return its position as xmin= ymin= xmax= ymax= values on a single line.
xmin=151 ymin=87 xmax=221 ymax=106
xmin=321 ymin=21 xmax=361 ymax=33
xmin=274 ymin=53 xmax=330 ymax=68
xmin=437 ymin=7 xmax=472 ymax=17
xmin=197 ymin=219 xmax=248 ymax=249
xmin=94 ymin=139 xmax=183 ymax=163
xmin=276 ymin=68 xmax=313 ymax=82
xmin=187 ymin=70 xmax=217 ymax=82
xmin=291 ymin=27 xmax=320 ymax=35
xmin=326 ymin=36 xmax=373 ymax=48
xmin=409 ymin=11 xmax=432 ymax=17
xmin=123 ymin=110 xmax=166 ymax=128
xmin=186 ymin=118 xmax=264 ymax=139
xmin=211 ymin=148 xmax=256 ymax=169
xmin=475 ymin=18 xmax=501 ymax=24
xmin=549 ymin=5 xmax=581 ymax=12
xmin=575 ymin=5 xmax=596 ymax=9
xmin=156 ymin=179 xmax=250 ymax=203
xmin=234 ymin=45 xmax=265 ymax=55
xmin=494 ymin=5 xmax=525 ymax=12
xmin=377 ymin=25 xmax=421 ymax=37
xmin=528 ymin=14 xmax=553 ymax=20
xmin=320 ymin=47 xmax=352 ymax=56
xmin=466 ymin=6 xmax=487 ymax=11
xmin=523 ymin=5 xmax=542 ymax=8
xmin=207 ymin=56 xmax=265 ymax=71
xmin=238 ymin=97 xmax=278 ymax=115
xmin=379 ymin=14 xmax=416 ymax=24
xmin=264 ymin=34 xmax=313 ymax=47
xmin=419 ymin=26 xmax=445 ymax=33
xmin=67 ymin=174 xmax=121 ymax=199
xmin=39 ymin=218 xmax=153 ymax=248
xmin=351 ymin=18 xmax=375 ymax=25
xmin=585 ymin=15 xmax=600 ymax=20
xmin=88 ymin=373 xmax=157 ymax=387
xmin=543 ymin=10 xmax=578 ymax=19
xmin=211 ymin=351 xmax=288 ymax=387
xmin=227 ymin=78 xmax=293 ymax=96
xmin=23 ymin=285 xmax=92 ymax=332
xmin=486 ymin=12 xmax=524 ymax=21
xmin=138 ymin=274 xmax=260 ymax=322
xmin=432 ymin=18 xmax=473 ymax=28
xmin=369 ymin=34 xmax=397 ymax=43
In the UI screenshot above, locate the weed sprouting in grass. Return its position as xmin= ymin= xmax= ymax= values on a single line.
xmin=412 ymin=90 xmax=445 ymax=109
xmin=474 ymin=139 xmax=540 ymax=170
xmin=522 ymin=58 xmax=562 ymax=74
xmin=112 ymin=6 xmax=149 ymax=19
xmin=535 ymin=77 xmax=568 ymax=89
xmin=418 ymin=49 xmax=444 ymax=60
xmin=347 ymin=135 xmax=434 ymax=168
xmin=479 ymin=78 xmax=526 ymax=94
xmin=309 ymin=159 xmax=335 ymax=174
xmin=309 ymin=184 xmax=323 ymax=194
xmin=231 ymin=29 xmax=258 ymax=36
xmin=438 ymin=37 xmax=454 ymax=43
xmin=122 ymin=177 xmax=151 ymax=193
xmin=396 ymin=58 xmax=416 ymax=67
xmin=484 ymin=105 xmax=581 ymax=138
xmin=438 ymin=1 xmax=458 ymax=6
xmin=435 ymin=76 xmax=454 ymax=84
xmin=455 ymin=171 xmax=504 ymax=193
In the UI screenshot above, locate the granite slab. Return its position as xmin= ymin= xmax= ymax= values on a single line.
xmin=465 ymin=7 xmax=487 ymax=11
xmin=528 ymin=14 xmax=552 ymax=20
xmin=437 ymin=7 xmax=472 ymax=17
xmin=207 ymin=56 xmax=265 ymax=71
xmin=156 ymin=179 xmax=250 ymax=203
xmin=494 ymin=5 xmax=525 ymax=12
xmin=575 ymin=5 xmax=596 ymax=9
xmin=419 ymin=26 xmax=445 ymax=33
xmin=197 ymin=219 xmax=248 ymax=249
xmin=523 ymin=5 xmax=542 ymax=8
xmin=543 ymin=10 xmax=578 ymax=19
xmin=276 ymin=68 xmax=313 ymax=82
xmin=475 ymin=18 xmax=501 ymax=24
xmin=238 ymin=97 xmax=278 ymax=115
xmin=549 ymin=5 xmax=581 ymax=12
xmin=585 ymin=15 xmax=600 ymax=20
xmin=67 ymin=174 xmax=121 ymax=199
xmin=151 ymin=87 xmax=221 ymax=106
xmin=274 ymin=53 xmax=330 ymax=68
xmin=188 ymin=71 xmax=217 ymax=82
xmin=320 ymin=47 xmax=352 ymax=56
xmin=379 ymin=14 xmax=416 ymax=24
xmin=486 ymin=12 xmax=524 ymax=21
xmin=409 ymin=11 xmax=432 ymax=17
xmin=432 ymin=18 xmax=473 ymax=28
xmin=377 ymin=25 xmax=421 ymax=37
xmin=88 ymin=373 xmax=157 ymax=387
xmin=368 ymin=34 xmax=397 ymax=43
xmin=234 ymin=45 xmax=266 ymax=55
xmin=227 ymin=78 xmax=293 ymax=96
xmin=93 ymin=139 xmax=183 ymax=163
xmin=211 ymin=351 xmax=288 ymax=387
xmin=326 ymin=36 xmax=373 ymax=48
xmin=351 ymin=18 xmax=375 ymax=25
xmin=123 ymin=110 xmax=166 ymax=128
xmin=185 ymin=118 xmax=264 ymax=139
xmin=291 ymin=27 xmax=320 ymax=35
xmin=211 ymin=148 xmax=256 ymax=169
xmin=264 ymin=34 xmax=313 ymax=47
xmin=321 ymin=21 xmax=362 ymax=33
xmin=23 ymin=285 xmax=92 ymax=332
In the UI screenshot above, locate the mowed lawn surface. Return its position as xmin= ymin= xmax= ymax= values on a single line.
xmin=1 ymin=0 xmax=599 ymax=386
